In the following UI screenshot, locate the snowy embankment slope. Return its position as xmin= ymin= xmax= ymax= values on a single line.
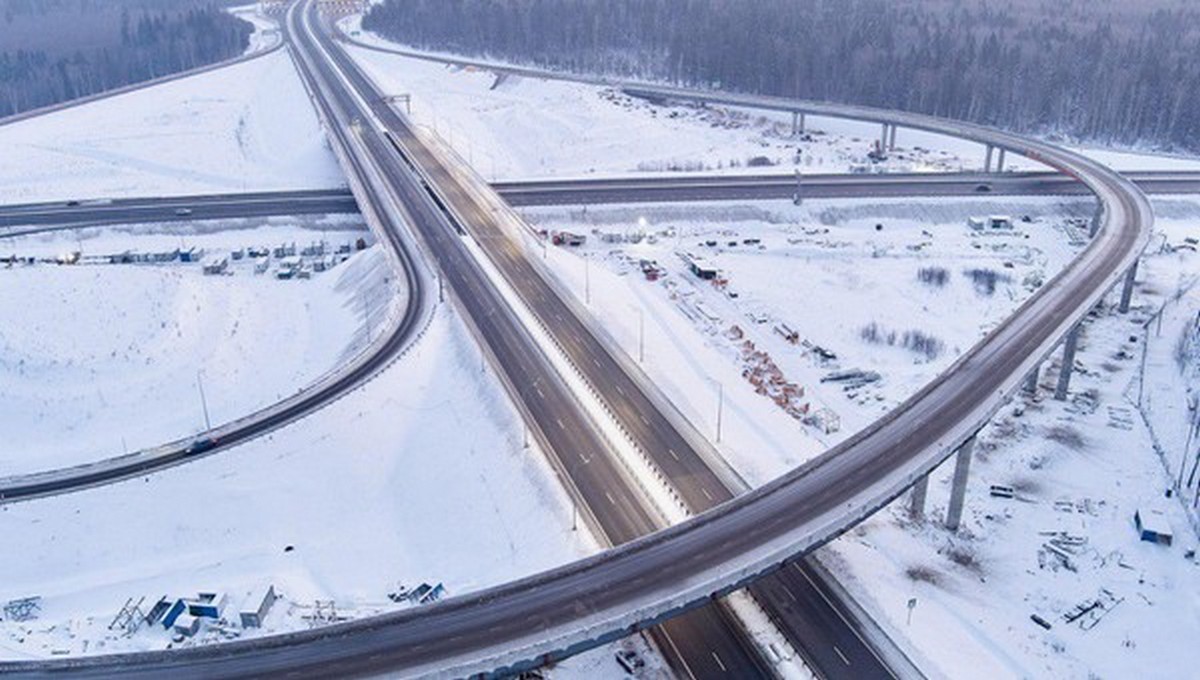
xmin=0 ymin=221 xmax=381 ymax=476
xmin=0 ymin=304 xmax=597 ymax=660
xmin=0 ymin=48 xmax=343 ymax=205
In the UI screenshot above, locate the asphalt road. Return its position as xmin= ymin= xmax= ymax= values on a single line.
xmin=1 ymin=1 xmax=1152 ymax=677
xmin=291 ymin=8 xmax=775 ymax=678
xmin=3 ymin=171 xmax=1194 ymax=236
xmin=0 ymin=189 xmax=356 ymax=234
xmin=494 ymin=170 xmax=1200 ymax=205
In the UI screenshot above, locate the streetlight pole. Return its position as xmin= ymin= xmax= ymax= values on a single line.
xmin=716 ymin=381 xmax=724 ymax=443
xmin=196 ymin=370 xmax=212 ymax=432
xmin=638 ymin=308 xmax=645 ymax=363
xmin=584 ymin=255 xmax=591 ymax=306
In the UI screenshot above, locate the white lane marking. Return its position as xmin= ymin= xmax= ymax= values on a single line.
xmin=605 ymin=491 xmax=616 ymax=505
xmin=711 ymin=650 xmax=727 ymax=672
xmin=834 ymin=645 xmax=851 ymax=665
xmin=701 ymin=487 xmax=714 ymax=502
xmin=796 ymin=563 xmax=893 ymax=671
xmin=658 ymin=629 xmax=699 ymax=680
xmin=556 ymin=418 xmax=565 ymax=430
xmin=669 ymin=448 xmax=680 ymax=461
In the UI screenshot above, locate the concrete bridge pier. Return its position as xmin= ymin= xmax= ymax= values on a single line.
xmin=880 ymin=123 xmax=889 ymax=151
xmin=888 ymin=124 xmax=898 ymax=150
xmin=1024 ymin=365 xmax=1040 ymax=394
xmin=909 ymin=474 xmax=929 ymax=520
xmin=1119 ymin=261 xmax=1139 ymax=313
xmin=1054 ymin=324 xmax=1082 ymax=401
xmin=1089 ymin=204 xmax=1104 ymax=238
xmin=996 ymin=148 xmax=1007 ymax=171
xmin=791 ymin=111 xmax=806 ymax=136
xmin=984 ymin=144 xmax=995 ymax=172
xmin=945 ymin=435 xmax=977 ymax=531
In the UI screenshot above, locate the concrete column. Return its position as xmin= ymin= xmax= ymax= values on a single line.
xmin=984 ymin=145 xmax=995 ymax=173
xmin=1089 ymin=205 xmax=1104 ymax=238
xmin=888 ymin=124 xmax=898 ymax=150
xmin=1024 ymin=365 xmax=1039 ymax=395
xmin=909 ymin=474 xmax=929 ymax=520
xmin=880 ymin=123 xmax=889 ymax=151
xmin=1119 ymin=261 xmax=1138 ymax=313
xmin=792 ymin=111 xmax=806 ymax=136
xmin=1054 ymin=325 xmax=1081 ymax=401
xmin=945 ymin=435 xmax=977 ymax=531
xmin=997 ymin=148 xmax=1006 ymax=171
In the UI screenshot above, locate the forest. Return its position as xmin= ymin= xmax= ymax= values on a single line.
xmin=362 ymin=0 xmax=1200 ymax=153
xmin=0 ymin=0 xmax=252 ymax=117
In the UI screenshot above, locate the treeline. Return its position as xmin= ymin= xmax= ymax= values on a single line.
xmin=0 ymin=0 xmax=252 ymax=117
xmin=362 ymin=0 xmax=1200 ymax=153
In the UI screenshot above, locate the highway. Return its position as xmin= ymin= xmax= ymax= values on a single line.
xmin=315 ymin=9 xmax=900 ymax=679
xmin=495 ymin=170 xmax=1200 ymax=205
xmin=283 ymin=5 xmax=775 ymax=677
xmin=0 ymin=189 xmax=356 ymax=235
xmin=1 ymin=1 xmax=1152 ymax=678
xmin=2 ymin=171 xmax=1195 ymax=237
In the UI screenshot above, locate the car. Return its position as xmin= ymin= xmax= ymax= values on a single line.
xmin=174 ymin=207 xmax=193 ymax=216
xmin=185 ymin=437 xmax=218 ymax=456
xmin=65 ymin=199 xmax=80 ymax=206
xmin=974 ymin=183 xmax=993 ymax=192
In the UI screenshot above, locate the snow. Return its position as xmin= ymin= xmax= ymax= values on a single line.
xmin=228 ymin=4 xmax=283 ymax=55
xmin=0 ymin=219 xmax=385 ymax=476
xmin=343 ymin=37 xmax=990 ymax=182
xmin=521 ymin=196 xmax=1084 ymax=482
xmin=0 ymin=49 xmax=343 ymax=206
xmin=343 ymin=18 xmax=1200 ymax=180
xmin=0 ymin=302 xmax=597 ymax=659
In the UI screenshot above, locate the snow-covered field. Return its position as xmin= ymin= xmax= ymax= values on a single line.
xmin=0 ymin=218 xmax=383 ymax=476
xmin=523 ymin=195 xmax=1200 ymax=678
xmin=344 ymin=17 xmax=1200 ymax=180
xmin=0 ymin=48 xmax=343 ymax=205
xmin=0 ymin=301 xmax=599 ymax=660
xmin=343 ymin=31 xmax=987 ymax=182
xmin=522 ymin=197 xmax=1084 ymax=481
xmin=824 ymin=204 xmax=1200 ymax=680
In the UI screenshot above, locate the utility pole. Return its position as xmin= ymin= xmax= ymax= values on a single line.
xmin=196 ymin=370 xmax=212 ymax=432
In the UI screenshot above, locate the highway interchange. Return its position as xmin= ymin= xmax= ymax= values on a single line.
xmin=0 ymin=0 xmax=1157 ymax=678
